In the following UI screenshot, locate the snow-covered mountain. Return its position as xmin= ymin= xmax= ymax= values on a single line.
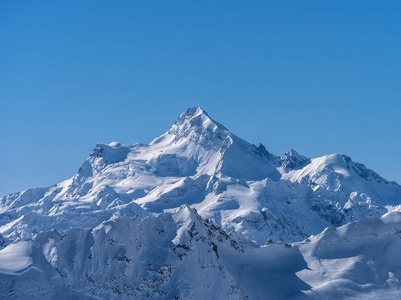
xmin=1 ymin=107 xmax=399 ymax=245
xmin=1 ymin=107 xmax=401 ymax=299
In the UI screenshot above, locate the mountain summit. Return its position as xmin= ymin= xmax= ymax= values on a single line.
xmin=151 ymin=106 xmax=231 ymax=152
xmin=170 ymin=106 xmax=229 ymax=136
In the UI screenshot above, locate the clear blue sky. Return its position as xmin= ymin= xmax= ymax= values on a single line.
xmin=1 ymin=1 xmax=400 ymax=196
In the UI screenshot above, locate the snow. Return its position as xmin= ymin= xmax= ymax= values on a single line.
xmin=1 ymin=107 xmax=400 ymax=245
xmin=296 ymin=212 xmax=401 ymax=299
xmin=0 ymin=241 xmax=32 ymax=274
xmin=1 ymin=205 xmax=401 ymax=298
xmin=0 ymin=107 xmax=400 ymax=299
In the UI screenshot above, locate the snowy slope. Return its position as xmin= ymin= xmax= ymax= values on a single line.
xmin=0 ymin=206 xmax=308 ymax=300
xmin=1 ymin=107 xmax=400 ymax=247
xmin=1 ymin=206 xmax=401 ymax=299
xmin=296 ymin=211 xmax=401 ymax=299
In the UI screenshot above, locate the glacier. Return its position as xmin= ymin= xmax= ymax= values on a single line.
xmin=0 ymin=107 xmax=400 ymax=299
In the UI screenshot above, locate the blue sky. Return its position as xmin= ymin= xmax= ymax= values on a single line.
xmin=1 ymin=1 xmax=400 ymax=196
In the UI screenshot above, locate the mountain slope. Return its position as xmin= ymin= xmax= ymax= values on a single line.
xmin=2 ymin=206 xmax=401 ymax=299
xmin=297 ymin=211 xmax=401 ymax=299
xmin=0 ymin=206 xmax=309 ymax=300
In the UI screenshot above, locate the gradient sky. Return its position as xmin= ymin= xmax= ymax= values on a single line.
xmin=1 ymin=1 xmax=400 ymax=196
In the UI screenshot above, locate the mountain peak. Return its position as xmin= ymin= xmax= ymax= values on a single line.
xmin=281 ymin=149 xmax=310 ymax=170
xmin=179 ymin=106 xmax=209 ymax=119
xmin=174 ymin=107 xmax=227 ymax=129
xmin=166 ymin=107 xmax=230 ymax=143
